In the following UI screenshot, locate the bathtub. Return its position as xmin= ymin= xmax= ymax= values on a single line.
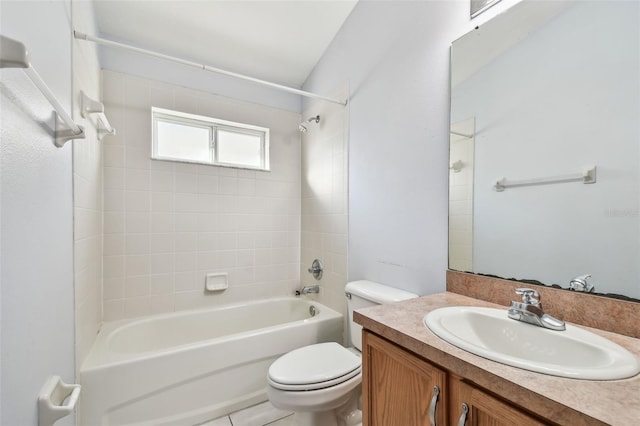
xmin=80 ymin=297 xmax=343 ymax=426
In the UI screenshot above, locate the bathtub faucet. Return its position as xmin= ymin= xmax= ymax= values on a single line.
xmin=296 ymin=285 xmax=320 ymax=296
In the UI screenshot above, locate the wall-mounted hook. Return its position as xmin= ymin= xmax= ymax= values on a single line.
xmin=449 ymin=160 xmax=463 ymax=173
xmin=81 ymin=91 xmax=116 ymax=140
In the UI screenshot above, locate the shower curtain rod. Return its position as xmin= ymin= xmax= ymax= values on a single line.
xmin=73 ymin=31 xmax=348 ymax=106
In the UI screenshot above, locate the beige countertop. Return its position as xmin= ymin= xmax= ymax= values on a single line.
xmin=354 ymin=292 xmax=640 ymax=426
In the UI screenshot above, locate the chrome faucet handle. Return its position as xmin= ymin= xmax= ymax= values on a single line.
xmin=569 ymin=274 xmax=594 ymax=292
xmin=509 ymin=288 xmax=565 ymax=331
xmin=515 ymin=288 xmax=540 ymax=305
xmin=307 ymin=259 xmax=323 ymax=280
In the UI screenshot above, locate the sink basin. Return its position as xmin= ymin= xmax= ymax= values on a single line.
xmin=424 ymin=306 xmax=640 ymax=380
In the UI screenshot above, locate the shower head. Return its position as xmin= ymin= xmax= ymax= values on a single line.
xmin=298 ymin=115 xmax=320 ymax=133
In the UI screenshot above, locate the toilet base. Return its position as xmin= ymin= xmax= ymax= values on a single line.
xmin=288 ymin=388 xmax=361 ymax=426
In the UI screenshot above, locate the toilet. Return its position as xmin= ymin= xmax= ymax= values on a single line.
xmin=267 ymin=280 xmax=418 ymax=426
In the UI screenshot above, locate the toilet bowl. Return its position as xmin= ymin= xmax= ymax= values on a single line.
xmin=267 ymin=342 xmax=362 ymax=425
xmin=267 ymin=280 xmax=418 ymax=426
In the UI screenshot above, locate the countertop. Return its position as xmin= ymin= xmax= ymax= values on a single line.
xmin=354 ymin=292 xmax=640 ymax=426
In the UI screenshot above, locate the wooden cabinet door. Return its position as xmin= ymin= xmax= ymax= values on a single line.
xmin=449 ymin=376 xmax=549 ymax=426
xmin=363 ymin=331 xmax=447 ymax=426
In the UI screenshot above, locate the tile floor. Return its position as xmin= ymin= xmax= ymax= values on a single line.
xmin=198 ymin=401 xmax=294 ymax=426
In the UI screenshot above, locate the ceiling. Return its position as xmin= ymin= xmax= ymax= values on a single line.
xmin=93 ymin=1 xmax=358 ymax=88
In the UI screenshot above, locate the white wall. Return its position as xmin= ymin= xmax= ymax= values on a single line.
xmin=0 ymin=1 xmax=75 ymax=425
xmin=72 ymin=0 xmax=104 ymax=376
xmin=101 ymin=71 xmax=302 ymax=320
xmin=302 ymin=0 xmax=519 ymax=296
xmin=452 ymin=1 xmax=640 ymax=297
xmin=99 ymin=43 xmax=303 ymax=113
xmin=300 ymin=84 xmax=349 ymax=341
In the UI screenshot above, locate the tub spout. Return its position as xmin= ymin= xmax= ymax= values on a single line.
xmin=296 ymin=285 xmax=319 ymax=296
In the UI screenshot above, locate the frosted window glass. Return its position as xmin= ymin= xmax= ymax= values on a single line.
xmin=217 ymin=129 xmax=262 ymax=168
xmin=156 ymin=121 xmax=210 ymax=163
xmin=152 ymin=107 xmax=268 ymax=170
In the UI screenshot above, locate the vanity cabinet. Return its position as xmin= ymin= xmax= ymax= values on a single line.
xmin=362 ymin=331 xmax=547 ymax=426
xmin=362 ymin=331 xmax=447 ymax=425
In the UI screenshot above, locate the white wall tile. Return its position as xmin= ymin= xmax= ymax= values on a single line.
xmin=150 ymin=274 xmax=174 ymax=295
xmin=104 ymin=189 xmax=125 ymax=212
xmin=177 ymin=213 xmax=200 ymax=232
xmin=125 ymin=190 xmax=151 ymax=212
xmin=150 ymin=213 xmax=175 ymax=232
xmin=175 ymin=271 xmax=199 ymax=292
xmin=125 ymin=212 xmax=150 ymax=234
xmin=175 ymin=193 xmax=199 ymax=213
xmin=104 ymin=255 xmax=124 ymax=279
xmin=125 ymin=275 xmax=150 ymax=297
xmin=104 ymin=212 xmax=125 ymax=234
xmin=151 ymin=159 xmax=174 ymax=172
xmin=73 ymin=24 xmax=104 ymax=375
xmin=151 ymin=192 xmax=174 ymax=212
xmin=124 ymin=296 xmax=152 ymax=318
xmin=104 ymin=234 xmax=124 ymax=256
xmin=102 ymin=70 xmax=301 ymax=318
xmin=150 ymin=253 xmax=174 ymax=275
xmin=150 ymin=294 xmax=175 ymax=314
xmin=150 ymin=233 xmax=175 ymax=254
xmin=125 ymin=255 xmax=150 ymax=277
xmin=198 ymin=174 xmax=219 ymax=194
xmin=237 ymin=232 xmax=255 ymax=249
xmin=175 ymin=251 xmax=198 ymax=272
xmin=125 ymin=234 xmax=149 ymax=255
xmin=104 ymin=277 xmax=124 ymax=300
xmin=104 ymin=145 xmax=125 ymax=167
xmin=176 ymin=232 xmax=198 ymax=252
xmin=150 ymin=170 xmax=175 ymax=192
xmin=300 ymin=90 xmax=349 ymax=339
xmin=104 ymin=167 xmax=125 ymax=189
xmin=125 ymin=147 xmax=151 ymax=170
xmin=197 ymin=194 xmax=218 ymax=213
xmin=176 ymin=173 xmax=198 ymax=193
xmin=125 ymin=168 xmax=150 ymax=191
xmin=103 ymin=299 xmax=125 ymax=321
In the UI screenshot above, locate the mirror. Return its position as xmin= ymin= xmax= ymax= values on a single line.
xmin=449 ymin=0 xmax=640 ymax=300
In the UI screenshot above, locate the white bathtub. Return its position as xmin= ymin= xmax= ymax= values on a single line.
xmin=80 ymin=297 xmax=343 ymax=426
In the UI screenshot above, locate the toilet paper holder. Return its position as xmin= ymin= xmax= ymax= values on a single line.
xmin=38 ymin=376 xmax=81 ymax=426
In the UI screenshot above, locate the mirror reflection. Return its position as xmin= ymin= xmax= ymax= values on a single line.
xmin=449 ymin=0 xmax=639 ymax=300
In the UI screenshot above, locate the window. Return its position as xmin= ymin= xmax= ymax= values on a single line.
xmin=152 ymin=107 xmax=270 ymax=170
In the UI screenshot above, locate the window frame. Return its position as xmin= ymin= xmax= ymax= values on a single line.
xmin=151 ymin=107 xmax=270 ymax=171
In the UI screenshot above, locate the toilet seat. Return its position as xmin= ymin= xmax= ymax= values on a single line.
xmin=268 ymin=342 xmax=361 ymax=391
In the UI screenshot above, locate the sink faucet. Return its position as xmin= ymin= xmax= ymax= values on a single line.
xmin=569 ymin=274 xmax=594 ymax=293
xmin=507 ymin=288 xmax=565 ymax=331
xmin=295 ymin=285 xmax=319 ymax=296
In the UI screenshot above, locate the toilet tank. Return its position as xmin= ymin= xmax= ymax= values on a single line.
xmin=345 ymin=280 xmax=418 ymax=351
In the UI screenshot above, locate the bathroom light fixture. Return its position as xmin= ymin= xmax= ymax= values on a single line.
xmin=298 ymin=115 xmax=320 ymax=133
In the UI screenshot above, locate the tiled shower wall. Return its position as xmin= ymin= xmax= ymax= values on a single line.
xmin=300 ymin=86 xmax=349 ymax=341
xmin=72 ymin=0 xmax=102 ymax=372
xmin=448 ymin=118 xmax=474 ymax=272
xmin=102 ymin=70 xmax=302 ymax=320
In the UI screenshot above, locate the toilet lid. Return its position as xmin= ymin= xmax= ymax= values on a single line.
xmin=268 ymin=342 xmax=361 ymax=390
